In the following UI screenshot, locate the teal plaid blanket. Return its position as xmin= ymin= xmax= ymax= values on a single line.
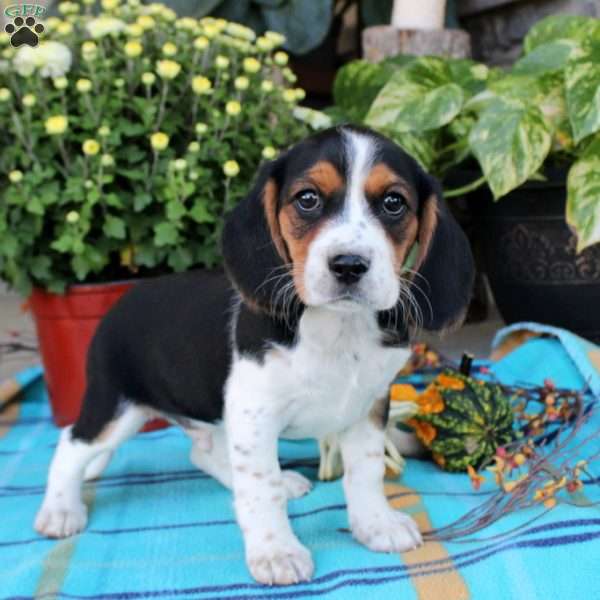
xmin=2 ymin=325 xmax=600 ymax=599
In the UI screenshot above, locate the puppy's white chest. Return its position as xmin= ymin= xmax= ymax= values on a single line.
xmin=262 ymin=309 xmax=410 ymax=439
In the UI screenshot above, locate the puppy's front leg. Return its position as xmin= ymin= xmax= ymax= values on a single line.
xmin=226 ymin=375 xmax=313 ymax=585
xmin=340 ymin=417 xmax=423 ymax=553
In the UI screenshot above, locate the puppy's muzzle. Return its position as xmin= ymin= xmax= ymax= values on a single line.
xmin=328 ymin=254 xmax=370 ymax=285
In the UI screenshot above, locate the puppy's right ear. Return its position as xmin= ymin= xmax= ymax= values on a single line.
xmin=221 ymin=158 xmax=291 ymax=314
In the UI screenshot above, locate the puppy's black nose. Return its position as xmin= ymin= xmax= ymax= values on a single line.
xmin=329 ymin=254 xmax=370 ymax=285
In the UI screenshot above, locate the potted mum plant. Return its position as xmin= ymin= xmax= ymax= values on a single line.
xmin=0 ymin=0 xmax=311 ymax=425
xmin=329 ymin=14 xmax=600 ymax=341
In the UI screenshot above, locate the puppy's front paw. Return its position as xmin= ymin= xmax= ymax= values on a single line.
xmin=34 ymin=499 xmax=87 ymax=538
xmin=282 ymin=470 xmax=312 ymax=500
xmin=350 ymin=509 xmax=422 ymax=553
xmin=247 ymin=538 xmax=314 ymax=585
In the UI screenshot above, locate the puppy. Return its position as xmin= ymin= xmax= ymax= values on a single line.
xmin=34 ymin=125 xmax=474 ymax=585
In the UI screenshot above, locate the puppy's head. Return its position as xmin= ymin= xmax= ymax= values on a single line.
xmin=222 ymin=125 xmax=474 ymax=331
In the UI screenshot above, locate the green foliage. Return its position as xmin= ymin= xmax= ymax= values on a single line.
xmin=330 ymin=14 xmax=600 ymax=251
xmin=0 ymin=3 xmax=310 ymax=294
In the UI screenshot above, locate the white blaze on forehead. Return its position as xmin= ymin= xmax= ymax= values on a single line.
xmin=342 ymin=129 xmax=378 ymax=222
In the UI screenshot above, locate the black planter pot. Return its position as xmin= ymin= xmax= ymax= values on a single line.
xmin=471 ymin=176 xmax=600 ymax=343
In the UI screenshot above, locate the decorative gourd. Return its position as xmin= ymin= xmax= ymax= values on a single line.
xmin=394 ymin=370 xmax=516 ymax=472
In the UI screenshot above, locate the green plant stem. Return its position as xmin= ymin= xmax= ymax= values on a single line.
xmin=155 ymin=81 xmax=169 ymax=132
xmin=444 ymin=175 xmax=487 ymax=198
xmin=11 ymin=113 xmax=37 ymax=165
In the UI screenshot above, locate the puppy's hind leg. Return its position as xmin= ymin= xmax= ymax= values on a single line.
xmin=34 ymin=402 xmax=148 ymax=538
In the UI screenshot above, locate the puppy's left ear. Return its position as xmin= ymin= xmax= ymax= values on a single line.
xmin=411 ymin=174 xmax=475 ymax=331
xmin=221 ymin=157 xmax=291 ymax=314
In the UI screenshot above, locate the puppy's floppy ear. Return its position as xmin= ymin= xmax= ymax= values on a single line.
xmin=221 ymin=157 xmax=292 ymax=314
xmin=410 ymin=173 xmax=475 ymax=331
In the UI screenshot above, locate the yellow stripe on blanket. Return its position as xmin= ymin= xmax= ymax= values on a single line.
xmin=386 ymin=482 xmax=470 ymax=600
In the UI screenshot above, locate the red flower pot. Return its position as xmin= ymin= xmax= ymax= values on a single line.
xmin=29 ymin=281 xmax=167 ymax=431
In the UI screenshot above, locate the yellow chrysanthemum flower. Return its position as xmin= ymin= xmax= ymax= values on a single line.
xmin=162 ymin=42 xmax=177 ymax=57
xmin=150 ymin=131 xmax=169 ymax=151
xmin=45 ymin=115 xmax=69 ymax=135
xmin=76 ymin=78 xmax=92 ymax=93
xmin=175 ymin=17 xmax=197 ymax=31
xmin=195 ymin=123 xmax=207 ymax=136
xmin=0 ymin=87 xmax=10 ymax=101
xmin=142 ymin=71 xmax=156 ymax=86
xmin=194 ymin=36 xmax=209 ymax=51
xmin=22 ymin=94 xmax=36 ymax=107
xmin=82 ymin=139 xmax=100 ymax=156
xmin=282 ymin=67 xmax=297 ymax=83
xmin=57 ymin=21 xmax=73 ymax=36
xmin=136 ymin=15 xmax=155 ymax=30
xmin=81 ymin=41 xmax=98 ymax=59
xmin=156 ymin=59 xmax=181 ymax=80
xmin=66 ymin=210 xmax=80 ymax=224
xmin=124 ymin=40 xmax=143 ymax=58
xmin=256 ymin=36 xmax=273 ymax=52
xmin=223 ymin=160 xmax=240 ymax=178
xmin=202 ymin=24 xmax=219 ymax=39
xmin=191 ymin=75 xmax=212 ymax=95
xmin=243 ymin=57 xmax=261 ymax=74
xmin=265 ymin=31 xmax=285 ymax=46
xmin=234 ymin=76 xmax=249 ymax=91
xmin=98 ymin=125 xmax=110 ymax=137
xmin=215 ymin=55 xmax=229 ymax=69
xmin=260 ymin=80 xmax=273 ymax=93
xmin=101 ymin=0 xmax=119 ymax=10
xmin=172 ymin=158 xmax=187 ymax=171
xmin=8 ymin=170 xmax=23 ymax=183
xmin=274 ymin=51 xmax=288 ymax=66
xmin=262 ymin=146 xmax=277 ymax=160
xmin=294 ymin=88 xmax=306 ymax=101
xmin=282 ymin=88 xmax=296 ymax=103
xmin=225 ymin=100 xmax=241 ymax=116
xmin=188 ymin=141 xmax=200 ymax=153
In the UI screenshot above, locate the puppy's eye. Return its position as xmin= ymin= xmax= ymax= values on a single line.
xmin=382 ymin=191 xmax=407 ymax=217
xmin=294 ymin=189 xmax=321 ymax=213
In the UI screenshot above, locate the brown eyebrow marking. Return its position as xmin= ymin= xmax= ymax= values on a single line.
xmin=262 ymin=178 xmax=289 ymax=263
xmin=289 ymin=160 xmax=344 ymax=198
xmin=364 ymin=163 xmax=412 ymax=200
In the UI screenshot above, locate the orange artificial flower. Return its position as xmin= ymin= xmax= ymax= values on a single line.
xmin=408 ymin=419 xmax=437 ymax=445
xmin=467 ymin=465 xmax=486 ymax=490
xmin=436 ymin=374 xmax=465 ymax=390
xmin=390 ymin=383 xmax=419 ymax=403
xmin=417 ymin=385 xmax=445 ymax=414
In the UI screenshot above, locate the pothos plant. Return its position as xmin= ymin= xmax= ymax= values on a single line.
xmin=330 ymin=14 xmax=600 ymax=252
xmin=0 ymin=0 xmax=315 ymax=295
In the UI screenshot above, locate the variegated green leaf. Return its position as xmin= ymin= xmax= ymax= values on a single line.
xmin=387 ymin=129 xmax=439 ymax=172
xmin=366 ymin=73 xmax=463 ymax=133
xmin=469 ymin=100 xmax=552 ymax=198
xmin=523 ymin=15 xmax=599 ymax=53
xmin=566 ymin=41 xmax=600 ymax=142
xmin=514 ymin=39 xmax=580 ymax=75
xmin=567 ymin=136 xmax=600 ymax=252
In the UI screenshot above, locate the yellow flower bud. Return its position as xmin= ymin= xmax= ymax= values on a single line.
xmin=191 ymin=75 xmax=212 ymax=95
xmin=243 ymin=57 xmax=261 ymax=74
xmin=82 ymin=41 xmax=98 ymax=59
xmin=175 ymin=17 xmax=197 ymax=31
xmin=76 ymin=78 xmax=92 ymax=93
xmin=53 ymin=77 xmax=68 ymax=90
xmin=265 ymin=30 xmax=285 ymax=46
xmin=195 ymin=123 xmax=207 ymax=136
xmin=0 ymin=87 xmax=10 ymax=101
xmin=261 ymin=146 xmax=277 ymax=160
xmin=66 ymin=210 xmax=80 ymax=224
xmin=223 ymin=160 xmax=240 ymax=178
xmin=98 ymin=125 xmax=110 ymax=137
xmin=234 ymin=76 xmax=249 ymax=91
xmin=8 ymin=170 xmax=23 ymax=183
xmin=188 ymin=141 xmax=200 ymax=153
xmin=150 ymin=131 xmax=169 ymax=151
xmin=101 ymin=0 xmax=119 ymax=10
xmin=101 ymin=153 xmax=114 ymax=166
xmin=136 ymin=15 xmax=155 ymax=30
xmin=162 ymin=42 xmax=177 ymax=57
xmin=260 ymin=80 xmax=273 ymax=93
xmin=194 ymin=36 xmax=209 ymax=51
xmin=282 ymin=88 xmax=296 ymax=103
xmin=156 ymin=59 xmax=181 ymax=80
xmin=256 ymin=36 xmax=273 ymax=52
xmin=225 ymin=100 xmax=241 ymax=116
xmin=274 ymin=51 xmax=288 ymax=66
xmin=141 ymin=71 xmax=155 ymax=86
xmin=215 ymin=55 xmax=229 ymax=70
xmin=294 ymin=87 xmax=306 ymax=101
xmin=57 ymin=21 xmax=73 ymax=36
xmin=22 ymin=94 xmax=36 ymax=107
xmin=114 ymin=78 xmax=125 ymax=88
xmin=82 ymin=139 xmax=100 ymax=156
xmin=126 ymin=24 xmax=143 ymax=37
xmin=45 ymin=115 xmax=69 ymax=135
xmin=172 ymin=158 xmax=187 ymax=171
xmin=124 ymin=40 xmax=143 ymax=58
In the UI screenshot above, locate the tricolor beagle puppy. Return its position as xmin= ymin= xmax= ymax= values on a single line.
xmin=34 ymin=125 xmax=474 ymax=585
